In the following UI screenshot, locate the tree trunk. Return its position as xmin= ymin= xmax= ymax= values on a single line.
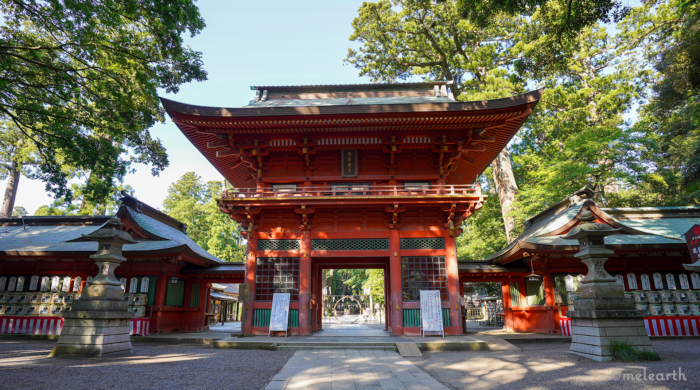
xmin=491 ymin=148 xmax=519 ymax=243
xmin=1 ymin=160 xmax=21 ymax=217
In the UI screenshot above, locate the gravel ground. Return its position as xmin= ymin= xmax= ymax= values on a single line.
xmin=409 ymin=339 xmax=700 ymax=390
xmin=0 ymin=340 xmax=293 ymax=390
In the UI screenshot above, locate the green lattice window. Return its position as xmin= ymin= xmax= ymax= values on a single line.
xmin=400 ymin=238 xmax=445 ymax=250
xmin=401 ymin=256 xmax=448 ymax=301
xmin=255 ymin=257 xmax=299 ymax=301
xmin=257 ymin=240 xmax=300 ymax=251
xmin=311 ymin=239 xmax=389 ymax=251
xmin=509 ymin=282 xmax=521 ymax=307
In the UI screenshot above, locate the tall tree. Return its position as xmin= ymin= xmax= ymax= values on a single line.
xmin=346 ymin=0 xmax=527 ymax=240
xmin=0 ymin=0 xmax=207 ymax=203
xmin=162 ymin=172 xmax=245 ymax=262
xmin=0 ymin=120 xmax=38 ymax=216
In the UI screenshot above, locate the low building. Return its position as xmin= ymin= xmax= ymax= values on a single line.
xmin=459 ymin=186 xmax=699 ymax=334
xmin=0 ymin=195 xmax=244 ymax=334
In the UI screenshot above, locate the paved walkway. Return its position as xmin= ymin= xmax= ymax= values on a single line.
xmin=266 ymin=349 xmax=449 ymax=390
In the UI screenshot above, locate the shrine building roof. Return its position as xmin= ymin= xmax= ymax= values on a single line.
xmin=483 ymin=185 xmax=696 ymax=265
xmin=0 ymin=195 xmax=223 ymax=266
xmin=161 ymin=83 xmax=542 ymax=188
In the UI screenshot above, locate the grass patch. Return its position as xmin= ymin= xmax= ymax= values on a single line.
xmin=609 ymin=339 xmax=661 ymax=362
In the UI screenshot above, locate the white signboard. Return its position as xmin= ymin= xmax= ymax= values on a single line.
xmin=140 ymin=277 xmax=150 ymax=293
xmin=269 ymin=293 xmax=291 ymax=336
xmin=40 ymin=276 xmax=49 ymax=292
xmin=419 ymin=290 xmax=444 ymax=337
xmin=692 ymin=273 xmax=700 ymax=289
xmin=29 ymin=275 xmax=39 ymax=291
xmin=680 ymin=274 xmax=690 ymax=290
xmin=119 ymin=278 xmax=127 ymax=291
xmin=50 ymin=276 xmax=60 ymax=292
xmin=653 ymin=273 xmax=664 ymax=290
xmin=16 ymin=276 xmax=25 ymax=291
xmin=640 ymin=274 xmax=651 ymax=291
xmin=62 ymin=276 xmax=71 ymax=292
xmin=8 ymin=277 xmax=17 ymax=291
xmin=73 ymin=277 xmax=82 ymax=292
xmin=626 ymin=273 xmax=638 ymax=290
xmin=665 ymin=273 xmax=677 ymax=290
xmin=0 ymin=277 xmax=6 ymax=291
xmin=614 ymin=274 xmax=624 ymax=287
xmin=129 ymin=277 xmax=138 ymax=293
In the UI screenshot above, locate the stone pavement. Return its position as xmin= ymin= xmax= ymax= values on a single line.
xmin=266 ymin=349 xmax=449 ymax=390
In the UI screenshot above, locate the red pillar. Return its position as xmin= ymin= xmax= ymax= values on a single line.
xmin=542 ymin=271 xmax=557 ymax=334
xmin=298 ymin=229 xmax=312 ymax=334
xmin=389 ymin=228 xmax=403 ymax=335
xmin=501 ymin=281 xmax=514 ymax=332
xmin=152 ymin=274 xmax=167 ymax=333
xmin=243 ymin=234 xmax=257 ymax=334
xmin=445 ymin=235 xmax=463 ymax=335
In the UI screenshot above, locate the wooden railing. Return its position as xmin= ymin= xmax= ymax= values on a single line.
xmin=221 ymin=184 xmax=480 ymax=199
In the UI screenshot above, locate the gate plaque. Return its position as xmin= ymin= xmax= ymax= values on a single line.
xmin=341 ymin=149 xmax=358 ymax=178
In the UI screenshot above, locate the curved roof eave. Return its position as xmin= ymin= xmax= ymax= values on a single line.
xmin=160 ymin=89 xmax=543 ymax=118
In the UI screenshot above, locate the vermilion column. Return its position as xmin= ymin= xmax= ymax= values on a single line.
xmin=298 ymin=229 xmax=312 ymax=334
xmin=445 ymin=234 xmax=464 ymax=335
xmin=501 ymin=282 xmax=513 ymax=332
xmin=243 ymin=234 xmax=257 ymax=334
xmin=389 ymin=228 xmax=403 ymax=335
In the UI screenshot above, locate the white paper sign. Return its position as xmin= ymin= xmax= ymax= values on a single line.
xmin=50 ymin=276 xmax=60 ymax=292
xmin=140 ymin=277 xmax=150 ymax=293
xmin=73 ymin=277 xmax=82 ymax=292
xmin=29 ymin=275 xmax=39 ymax=291
xmin=62 ymin=276 xmax=71 ymax=292
xmin=129 ymin=277 xmax=138 ymax=293
xmin=666 ymin=273 xmax=677 ymax=290
xmin=16 ymin=276 xmax=25 ymax=291
xmin=692 ymin=273 xmax=700 ymax=289
xmin=8 ymin=277 xmax=17 ymax=291
xmin=653 ymin=273 xmax=664 ymax=289
xmin=269 ymin=293 xmax=291 ymax=333
xmin=626 ymin=273 xmax=638 ymax=290
xmin=0 ymin=277 xmax=6 ymax=291
xmin=564 ymin=275 xmax=576 ymax=292
xmin=615 ymin=274 xmax=624 ymax=287
xmin=680 ymin=274 xmax=690 ymax=290
xmin=119 ymin=278 xmax=127 ymax=291
xmin=40 ymin=276 xmax=49 ymax=292
xmin=641 ymin=274 xmax=651 ymax=291
xmin=420 ymin=290 xmax=444 ymax=335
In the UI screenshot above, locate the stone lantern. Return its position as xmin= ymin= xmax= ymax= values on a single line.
xmin=564 ymin=210 xmax=655 ymax=361
xmin=50 ymin=217 xmax=138 ymax=358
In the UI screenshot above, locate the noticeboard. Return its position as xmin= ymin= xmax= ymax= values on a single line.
xmin=269 ymin=293 xmax=291 ymax=336
xmin=419 ymin=290 xmax=444 ymax=337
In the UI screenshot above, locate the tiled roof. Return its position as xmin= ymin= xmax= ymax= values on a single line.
xmin=0 ymin=197 xmax=223 ymax=266
xmin=246 ymin=96 xmax=456 ymax=108
xmin=484 ymin=189 xmax=695 ymax=264
xmin=250 ymin=82 xmax=448 ymax=92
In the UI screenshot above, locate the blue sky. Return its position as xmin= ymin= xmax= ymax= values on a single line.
xmin=6 ymin=0 xmax=372 ymax=213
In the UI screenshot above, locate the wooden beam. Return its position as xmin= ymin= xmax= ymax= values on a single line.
xmin=459 ymin=155 xmax=474 ymax=164
xmin=216 ymin=149 xmax=240 ymax=157
xmin=462 ymin=143 xmax=486 ymax=151
xmin=207 ymin=140 xmax=229 ymax=148
xmin=471 ymin=134 xmax=495 ymax=143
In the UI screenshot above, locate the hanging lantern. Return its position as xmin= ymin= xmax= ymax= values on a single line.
xmin=527 ymin=255 xmax=541 ymax=282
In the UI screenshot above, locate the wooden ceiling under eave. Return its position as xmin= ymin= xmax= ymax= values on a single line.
xmin=161 ymin=89 xmax=542 ymax=188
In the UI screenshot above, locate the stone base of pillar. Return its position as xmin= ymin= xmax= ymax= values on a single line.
xmin=49 ymin=297 xmax=134 ymax=358
xmin=569 ymin=308 xmax=653 ymax=362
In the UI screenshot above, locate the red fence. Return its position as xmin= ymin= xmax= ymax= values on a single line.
xmin=560 ymin=316 xmax=700 ymax=337
xmin=0 ymin=316 xmax=150 ymax=336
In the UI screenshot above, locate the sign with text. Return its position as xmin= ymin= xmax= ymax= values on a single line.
xmin=684 ymin=224 xmax=700 ymax=262
xmin=420 ymin=290 xmax=444 ymax=337
xmin=269 ymin=293 xmax=291 ymax=336
xmin=341 ymin=149 xmax=358 ymax=178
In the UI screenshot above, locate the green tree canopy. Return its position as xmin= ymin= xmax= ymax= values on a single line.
xmin=162 ymin=172 xmax=245 ymax=263
xmin=0 ymin=0 xmax=207 ymax=203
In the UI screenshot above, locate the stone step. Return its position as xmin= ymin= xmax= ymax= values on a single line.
xmin=276 ymin=345 xmax=398 ymax=351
